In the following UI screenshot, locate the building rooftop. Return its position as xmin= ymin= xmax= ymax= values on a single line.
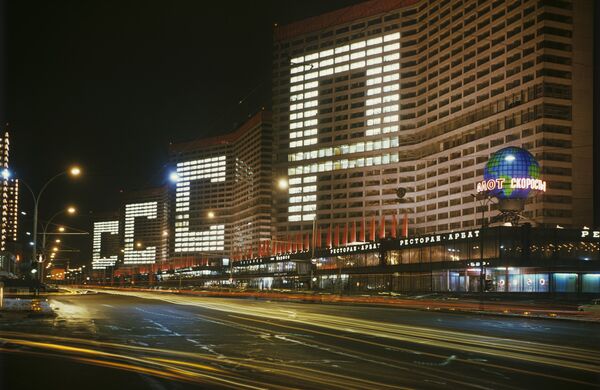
xmin=169 ymin=110 xmax=272 ymax=154
xmin=122 ymin=186 xmax=167 ymax=201
xmin=274 ymin=0 xmax=418 ymax=41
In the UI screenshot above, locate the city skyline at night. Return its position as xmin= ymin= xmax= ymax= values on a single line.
xmin=1 ymin=2 xmax=599 ymax=390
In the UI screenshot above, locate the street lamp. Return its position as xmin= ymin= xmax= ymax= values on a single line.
xmin=277 ymin=178 xmax=288 ymax=190
xmin=70 ymin=167 xmax=82 ymax=176
xmin=15 ymin=165 xmax=82 ymax=281
xmin=169 ymin=172 xmax=180 ymax=183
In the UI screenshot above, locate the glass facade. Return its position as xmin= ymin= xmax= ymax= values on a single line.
xmin=230 ymin=227 xmax=600 ymax=294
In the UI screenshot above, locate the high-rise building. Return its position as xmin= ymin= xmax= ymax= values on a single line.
xmin=272 ymin=0 xmax=594 ymax=238
xmin=0 ymin=131 xmax=18 ymax=251
xmin=121 ymin=187 xmax=169 ymax=265
xmin=169 ymin=110 xmax=273 ymax=264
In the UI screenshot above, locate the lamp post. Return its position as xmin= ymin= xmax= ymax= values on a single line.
xmin=39 ymin=206 xmax=77 ymax=282
xmin=309 ymin=214 xmax=318 ymax=291
xmin=276 ymin=177 xmax=318 ymax=290
xmin=471 ymin=193 xmax=496 ymax=307
xmin=15 ymin=166 xmax=82 ymax=281
xmin=279 ymin=177 xmax=317 ymax=291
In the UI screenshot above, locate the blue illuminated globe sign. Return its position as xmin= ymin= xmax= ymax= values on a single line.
xmin=477 ymin=147 xmax=546 ymax=200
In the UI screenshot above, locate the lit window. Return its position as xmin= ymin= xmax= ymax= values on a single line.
xmin=350 ymin=41 xmax=366 ymax=50
xmin=350 ymin=61 xmax=365 ymax=69
xmin=367 ymin=47 xmax=382 ymax=56
xmin=367 ymin=37 xmax=383 ymax=46
xmin=350 ymin=51 xmax=365 ymax=60
xmin=320 ymin=58 xmax=334 ymax=67
xmin=305 ymin=71 xmax=319 ymax=80
xmin=367 ymin=87 xmax=381 ymax=96
xmin=335 ymin=45 xmax=350 ymax=54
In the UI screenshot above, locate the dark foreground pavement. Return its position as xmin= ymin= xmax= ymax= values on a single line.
xmin=1 ymin=291 xmax=599 ymax=389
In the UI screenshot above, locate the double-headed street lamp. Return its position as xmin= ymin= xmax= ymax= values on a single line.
xmin=10 ymin=166 xmax=82 ymax=280
xmin=39 ymin=206 xmax=77 ymax=282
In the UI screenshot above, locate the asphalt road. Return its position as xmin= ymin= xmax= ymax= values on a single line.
xmin=1 ymin=291 xmax=599 ymax=389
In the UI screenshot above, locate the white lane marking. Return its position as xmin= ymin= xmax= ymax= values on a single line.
xmin=145 ymin=319 xmax=182 ymax=337
xmin=185 ymin=338 xmax=226 ymax=359
xmin=272 ymin=334 xmax=407 ymax=370
xmin=135 ymin=307 xmax=187 ymax=320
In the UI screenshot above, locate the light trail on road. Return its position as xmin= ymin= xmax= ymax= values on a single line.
xmin=0 ymin=331 xmax=410 ymax=390
xmin=3 ymin=291 xmax=599 ymax=389
xmin=95 ymin=289 xmax=600 ymax=376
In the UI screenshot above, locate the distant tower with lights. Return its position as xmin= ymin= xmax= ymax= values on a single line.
xmin=0 ymin=130 xmax=18 ymax=251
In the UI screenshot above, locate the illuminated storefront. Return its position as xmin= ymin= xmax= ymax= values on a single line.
xmin=226 ymin=227 xmax=600 ymax=294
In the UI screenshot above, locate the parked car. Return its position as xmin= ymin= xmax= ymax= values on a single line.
xmin=577 ymin=299 xmax=600 ymax=312
xmin=44 ymin=284 xmax=59 ymax=292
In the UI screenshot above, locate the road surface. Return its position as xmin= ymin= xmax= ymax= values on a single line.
xmin=1 ymin=290 xmax=599 ymax=389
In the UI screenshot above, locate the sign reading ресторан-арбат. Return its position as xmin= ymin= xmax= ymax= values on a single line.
xmin=330 ymin=242 xmax=380 ymax=255
xmin=581 ymin=230 xmax=600 ymax=239
xmin=397 ymin=230 xmax=481 ymax=247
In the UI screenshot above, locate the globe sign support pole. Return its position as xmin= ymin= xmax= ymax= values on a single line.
xmin=478 ymin=194 xmax=490 ymax=310
xmin=480 ymin=202 xmax=485 ymax=310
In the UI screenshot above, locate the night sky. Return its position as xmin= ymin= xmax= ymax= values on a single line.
xmin=3 ymin=0 xmax=363 ymax=265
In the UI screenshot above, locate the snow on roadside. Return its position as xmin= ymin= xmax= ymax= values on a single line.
xmin=1 ymin=298 xmax=54 ymax=314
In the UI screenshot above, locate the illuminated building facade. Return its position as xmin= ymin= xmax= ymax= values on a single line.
xmin=91 ymin=215 xmax=120 ymax=270
xmin=0 ymin=131 xmax=18 ymax=251
xmin=169 ymin=111 xmax=273 ymax=264
xmin=272 ymin=0 xmax=594 ymax=238
xmin=121 ymin=187 xmax=169 ymax=265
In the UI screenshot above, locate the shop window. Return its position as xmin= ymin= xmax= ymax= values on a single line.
xmin=582 ymin=274 xmax=600 ymax=293
xmin=553 ymin=273 xmax=578 ymax=293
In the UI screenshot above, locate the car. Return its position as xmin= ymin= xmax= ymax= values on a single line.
xmin=44 ymin=284 xmax=60 ymax=292
xmin=577 ymin=299 xmax=600 ymax=312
